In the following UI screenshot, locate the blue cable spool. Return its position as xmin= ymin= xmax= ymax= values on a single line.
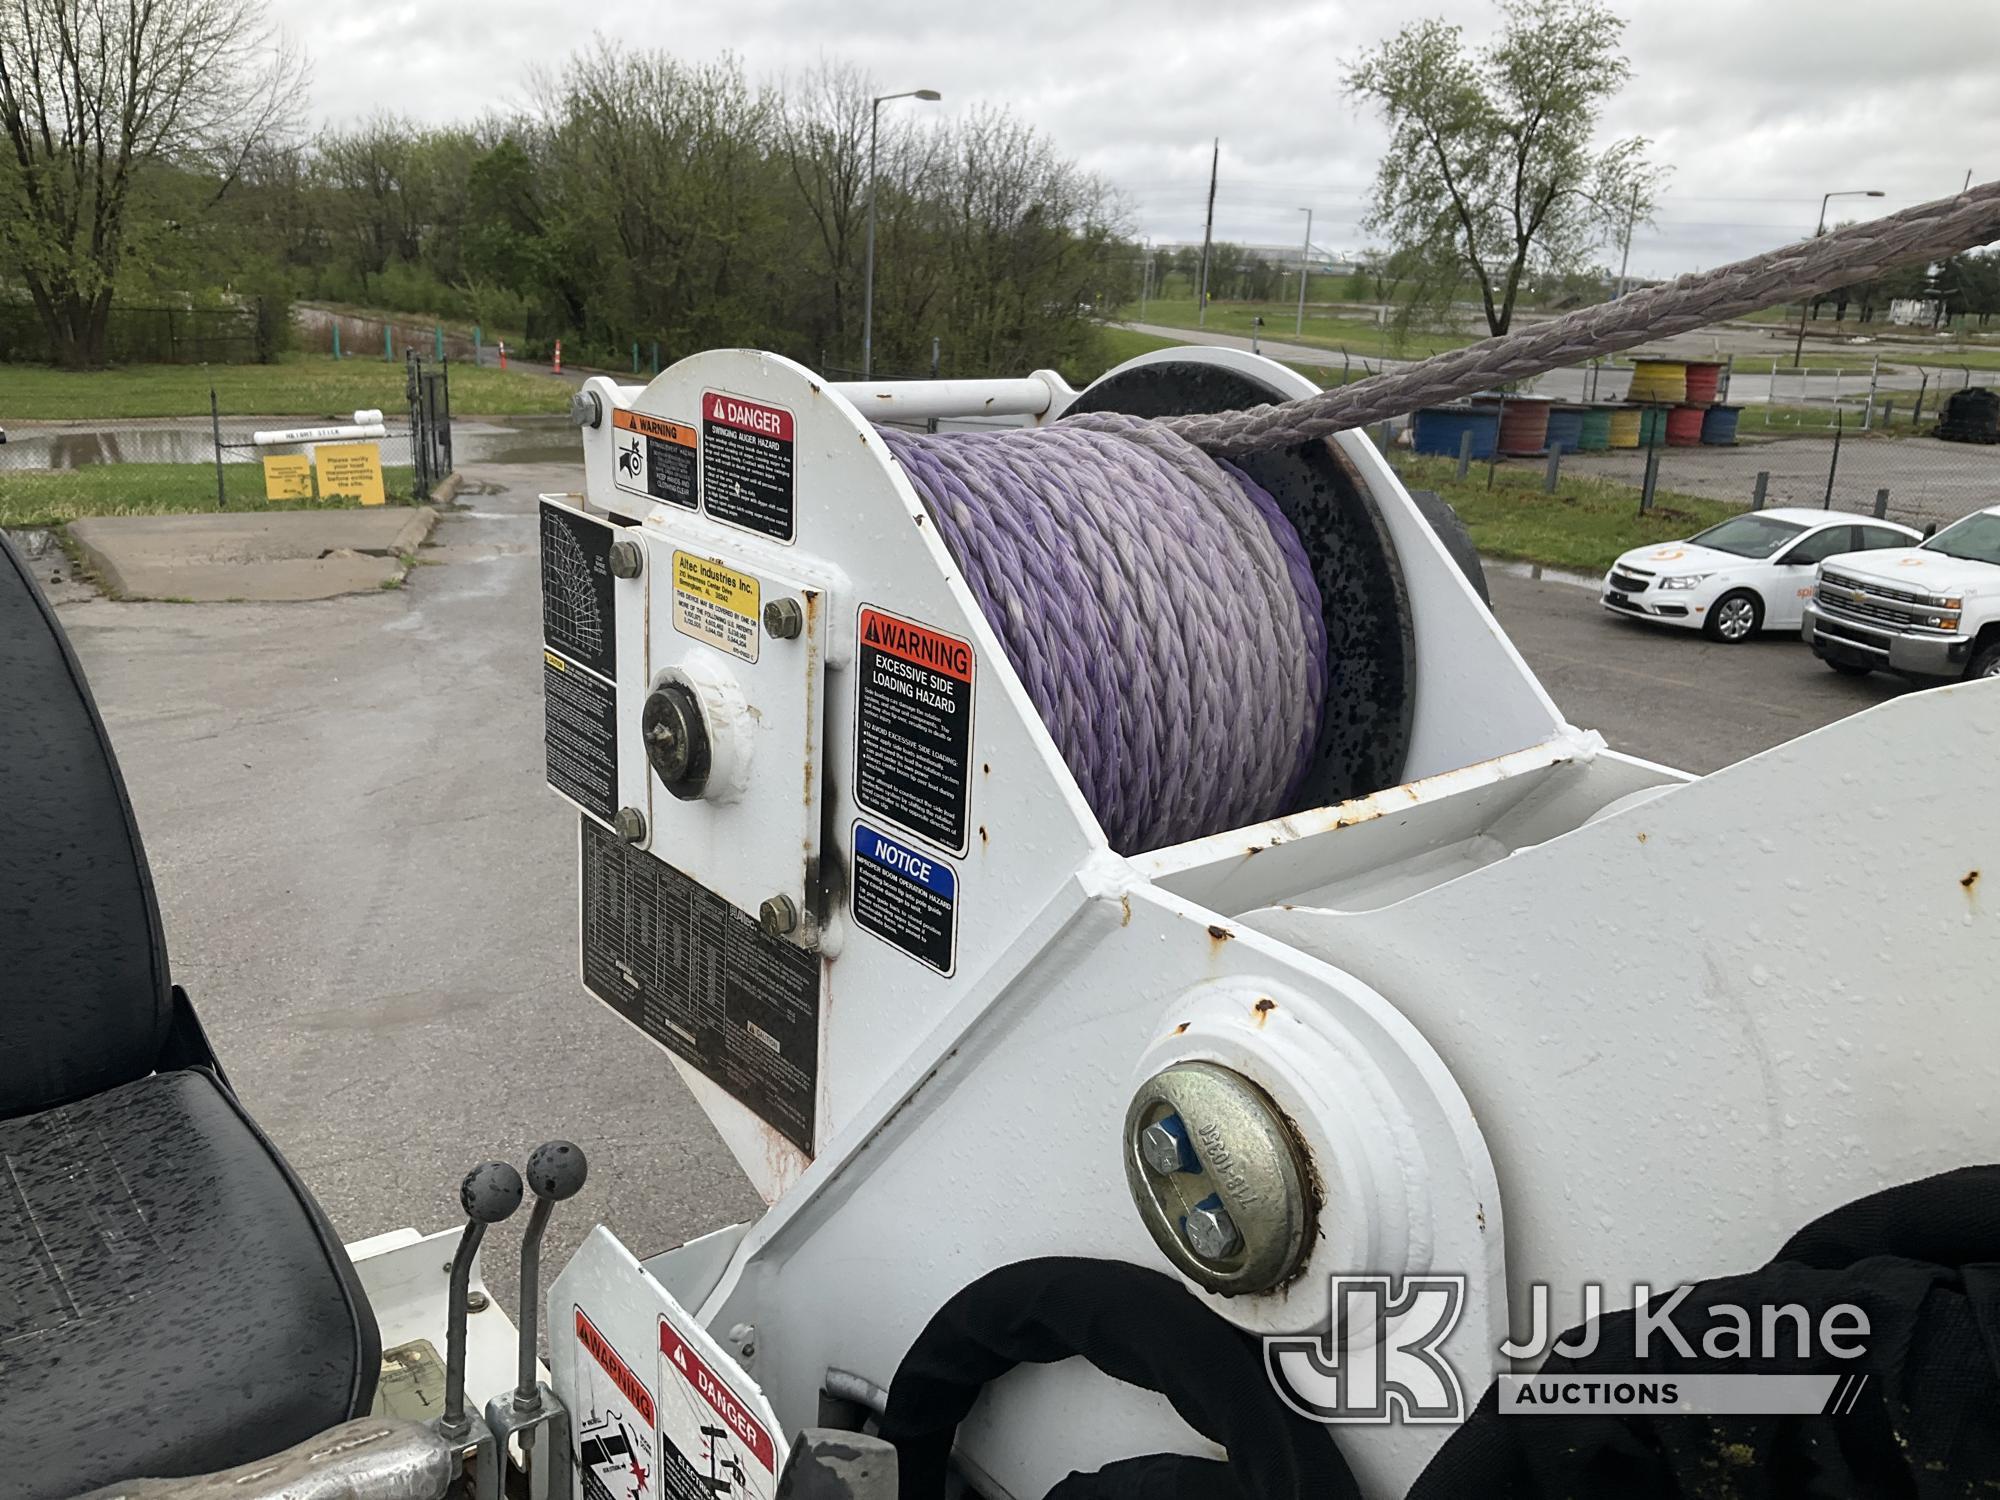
xmin=1545 ymin=405 xmax=1587 ymax=454
xmin=1411 ymin=404 xmax=1500 ymax=460
xmin=1701 ymin=405 xmax=1743 ymax=445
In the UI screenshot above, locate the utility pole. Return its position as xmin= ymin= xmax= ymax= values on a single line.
xmin=1140 ymin=238 xmax=1152 ymax=319
xmin=1295 ymin=206 xmax=1313 ymax=337
xmin=1614 ymin=185 xmax=1639 ymax=298
xmin=863 ymin=88 xmax=942 ymax=379
xmin=1197 ymin=139 xmax=1218 ymax=328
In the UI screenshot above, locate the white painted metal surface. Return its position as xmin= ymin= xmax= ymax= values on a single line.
xmin=552 ymin=343 xmax=2000 ymax=1497
xmin=350 ymin=1228 xmax=520 ymax=1417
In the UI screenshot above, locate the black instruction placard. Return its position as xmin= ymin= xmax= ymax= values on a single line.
xmin=854 ymin=606 xmax=974 ymax=852
xmin=539 ymin=500 xmax=618 ymax=680
xmin=544 ymin=651 xmax=618 ymax=823
xmin=579 ymin=820 xmax=818 ymax=1154
xmin=610 ymin=409 xmax=696 ymax=509
xmin=852 ymin=822 xmax=957 ymax=974
xmin=700 ymin=390 xmax=796 ymax=541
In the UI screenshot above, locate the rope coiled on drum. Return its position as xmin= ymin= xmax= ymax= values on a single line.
xmin=879 ymin=417 xmax=1326 ymax=853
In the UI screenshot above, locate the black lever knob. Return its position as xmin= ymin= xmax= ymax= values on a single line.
xmin=441 ymin=1161 xmax=524 ymax=1439
xmin=514 ymin=1141 xmax=590 ymax=1412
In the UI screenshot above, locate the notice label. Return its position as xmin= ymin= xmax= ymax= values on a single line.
xmin=545 ymin=651 xmax=618 ymax=823
xmin=854 ymin=606 xmax=974 ymax=853
xmin=580 ymin=820 xmax=818 ymax=1154
xmin=262 ymin=453 xmax=312 ymax=501
xmin=657 ymin=1318 xmax=780 ymax=1500
xmin=611 ymin=409 xmax=697 ymax=510
xmin=700 ymin=392 xmax=795 ymax=541
xmin=575 ymin=1310 xmax=659 ymax=1500
xmin=315 ymin=441 xmax=386 ymax=506
xmin=851 ymin=822 xmax=957 ymax=974
xmin=541 ymin=500 xmax=618 ymax=680
xmin=672 ymin=551 xmax=760 ymax=663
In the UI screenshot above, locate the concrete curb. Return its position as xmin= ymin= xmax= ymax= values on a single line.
xmin=431 ymin=471 xmax=465 ymax=507
xmin=69 ymin=506 xmax=438 ymax=602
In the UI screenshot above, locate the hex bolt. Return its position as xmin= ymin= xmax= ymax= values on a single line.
xmin=763 ymin=597 xmax=804 ymax=640
xmin=569 ymin=390 xmax=602 ymax=429
xmin=759 ymin=894 xmax=799 ymax=938
xmin=609 ymin=538 xmax=644 ymax=578
xmin=1139 ymin=1114 xmax=1199 ymax=1176
xmin=1183 ymin=1198 xmax=1242 ymax=1261
xmin=466 ymin=1290 xmax=489 ymax=1313
xmin=613 ymin=806 xmax=647 ymax=844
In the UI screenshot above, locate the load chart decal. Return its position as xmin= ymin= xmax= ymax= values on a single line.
xmin=579 ymin=819 xmax=818 ymax=1154
xmin=541 ymin=501 xmax=621 ymax=822
xmin=854 ymin=606 xmax=974 ymax=854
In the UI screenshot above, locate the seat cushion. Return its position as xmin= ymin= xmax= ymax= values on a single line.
xmin=0 ymin=1068 xmax=379 ymax=1496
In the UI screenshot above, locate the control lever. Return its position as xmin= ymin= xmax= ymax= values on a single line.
xmin=439 ymin=1161 xmax=524 ymax=1441
xmin=512 ymin=1140 xmax=589 ymax=1413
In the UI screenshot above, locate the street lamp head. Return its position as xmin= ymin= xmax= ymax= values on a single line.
xmin=914 ymin=89 xmax=942 ymax=101
xmin=1864 ymin=190 xmax=1886 ymax=197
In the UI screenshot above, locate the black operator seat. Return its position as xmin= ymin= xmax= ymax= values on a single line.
xmin=0 ymin=533 xmax=379 ymax=1497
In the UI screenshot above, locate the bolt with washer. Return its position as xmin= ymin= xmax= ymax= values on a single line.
xmin=763 ymin=597 xmax=804 ymax=640
xmin=613 ymin=806 xmax=647 ymax=844
xmin=1139 ymin=1114 xmax=1199 ymax=1175
xmin=569 ymin=390 xmax=602 ymax=429
xmin=1182 ymin=1199 xmax=1242 ymax=1260
xmin=609 ymin=538 xmax=644 ymax=578
xmin=759 ymin=894 xmax=799 ymax=937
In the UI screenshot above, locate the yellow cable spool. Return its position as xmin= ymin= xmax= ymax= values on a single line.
xmin=1627 ymin=360 xmax=1688 ymax=404
xmin=1607 ymin=406 xmax=1643 ymax=449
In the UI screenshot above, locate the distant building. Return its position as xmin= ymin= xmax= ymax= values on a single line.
xmin=1889 ymin=297 xmax=1942 ymax=326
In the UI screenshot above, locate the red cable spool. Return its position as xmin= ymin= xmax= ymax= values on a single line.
xmin=1666 ymin=404 xmax=1706 ymax=446
xmin=1683 ymin=361 xmax=1724 ymax=404
xmin=1495 ymin=397 xmax=1552 ymax=455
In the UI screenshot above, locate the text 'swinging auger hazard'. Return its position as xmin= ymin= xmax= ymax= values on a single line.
xmin=700 ymin=392 xmax=795 ymax=542
xmin=854 ymin=606 xmax=974 ymax=853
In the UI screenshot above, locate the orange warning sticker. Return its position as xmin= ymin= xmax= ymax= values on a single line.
xmin=611 ymin=409 xmax=696 ymax=509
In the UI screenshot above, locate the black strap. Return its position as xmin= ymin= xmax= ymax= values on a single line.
xmin=877 ymin=1257 xmax=1357 ymax=1500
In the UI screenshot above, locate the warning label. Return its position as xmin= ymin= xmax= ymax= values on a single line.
xmin=854 ymin=606 xmax=974 ymax=853
xmin=580 ymin=819 xmax=818 ymax=1154
xmin=576 ymin=1309 xmax=659 ymax=1500
xmin=611 ymin=409 xmax=697 ymax=510
xmin=657 ymin=1318 xmax=780 ymax=1500
xmin=700 ymin=392 xmax=795 ymax=541
xmin=851 ymin=822 xmax=957 ymax=975
xmin=672 ymin=551 xmax=761 ymax=663
xmin=545 ymin=650 xmax=618 ymax=823
xmin=541 ymin=500 xmax=618 ymax=681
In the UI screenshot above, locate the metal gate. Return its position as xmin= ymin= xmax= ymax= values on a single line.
xmin=406 ymin=353 xmax=454 ymax=501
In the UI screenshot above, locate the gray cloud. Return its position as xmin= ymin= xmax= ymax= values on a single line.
xmin=270 ymin=0 xmax=1998 ymax=278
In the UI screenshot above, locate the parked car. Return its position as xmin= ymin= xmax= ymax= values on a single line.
xmin=1602 ymin=508 xmax=1921 ymax=643
xmin=1802 ymin=504 xmax=2000 ymax=682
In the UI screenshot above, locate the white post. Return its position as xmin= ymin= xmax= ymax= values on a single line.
xmin=1864 ymin=355 xmax=1879 ymax=430
xmin=1295 ymin=207 xmax=1313 ymax=338
xmin=1768 ymin=361 xmax=1778 ymax=411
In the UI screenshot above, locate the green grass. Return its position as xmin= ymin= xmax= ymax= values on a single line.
xmin=0 ymin=354 xmax=571 ymax=420
xmin=1114 ymin=297 xmax=1480 ymax=360
xmin=1085 ymin=326 xmax=1366 ymax=391
xmin=1390 ymin=453 xmax=1737 ymax=573
xmin=0 ymin=461 xmax=422 ymax=528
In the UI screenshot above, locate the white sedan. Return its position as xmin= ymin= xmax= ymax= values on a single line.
xmin=1601 ymin=507 xmax=1921 ymax=642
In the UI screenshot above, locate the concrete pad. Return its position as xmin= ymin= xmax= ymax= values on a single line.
xmin=69 ymin=507 xmax=436 ymax=601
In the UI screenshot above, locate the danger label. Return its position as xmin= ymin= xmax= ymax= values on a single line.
xmin=852 ymin=822 xmax=957 ymax=974
xmin=545 ymin=650 xmax=618 ymax=824
xmin=672 ymin=551 xmax=760 ymax=663
xmin=611 ymin=409 xmax=697 ymax=510
xmin=854 ymin=606 xmax=973 ymax=853
xmin=576 ymin=1309 xmax=658 ymax=1500
xmin=658 ymin=1320 xmax=779 ymax=1498
xmin=700 ymin=392 xmax=795 ymax=541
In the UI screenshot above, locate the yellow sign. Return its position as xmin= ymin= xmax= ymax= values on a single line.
xmin=262 ymin=454 xmax=313 ymax=501
xmin=672 ymin=550 xmax=761 ymax=662
xmin=315 ymin=442 xmax=386 ymax=506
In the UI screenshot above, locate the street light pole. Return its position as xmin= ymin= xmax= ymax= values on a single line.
xmin=863 ymin=87 xmax=942 ymax=380
xmin=1295 ymin=207 xmax=1313 ymax=338
xmin=1793 ymin=188 xmax=1884 ymax=367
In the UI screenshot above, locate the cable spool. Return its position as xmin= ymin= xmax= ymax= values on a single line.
xmin=1606 ymin=407 xmax=1642 ymax=449
xmin=1546 ymin=405 xmax=1587 ymax=453
xmin=1627 ymin=360 xmax=1688 ymax=403
xmin=1577 ymin=406 xmax=1614 ymax=451
xmin=1683 ymin=361 xmax=1725 ymax=404
xmin=1701 ymin=404 xmax=1743 ymax=445
xmin=1665 ymin=405 xmax=1706 ymax=446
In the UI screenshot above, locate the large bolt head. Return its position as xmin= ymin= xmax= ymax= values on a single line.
xmin=612 ymin=806 xmax=647 ymax=844
xmin=759 ymin=894 xmax=799 ymax=938
xmin=763 ymin=597 xmax=804 ymax=640
xmin=569 ymin=390 xmax=602 ymax=429
xmin=1183 ymin=1201 xmax=1242 ymax=1261
xmin=609 ymin=539 xmax=644 ymax=578
xmin=526 ymin=1140 xmax=589 ymax=1201
xmin=1140 ymin=1116 xmax=1197 ymax=1175
xmin=460 ymin=1161 xmax=525 ymax=1224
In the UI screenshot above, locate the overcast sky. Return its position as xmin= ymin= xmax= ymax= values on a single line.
xmin=270 ymin=0 xmax=1997 ymax=279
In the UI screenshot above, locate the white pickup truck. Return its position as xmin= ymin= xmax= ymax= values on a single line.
xmin=1802 ymin=504 xmax=2000 ymax=681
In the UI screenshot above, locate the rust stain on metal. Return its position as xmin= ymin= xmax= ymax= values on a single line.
xmin=1476 ymin=1203 xmax=1487 ymax=1232
xmin=1207 ymin=923 xmax=1232 ymax=943
xmin=983 ymin=762 xmax=992 ymax=775
xmin=1962 ymin=869 xmax=1980 ymax=891
xmin=1252 ymin=997 xmax=1275 ymax=1026
xmin=1636 ymin=831 xmax=1648 ymax=844
xmin=978 ymin=825 xmax=989 ymax=844
xmin=1120 ymin=896 xmax=1132 ymax=927
xmin=1172 ymin=1021 xmax=1190 ymax=1036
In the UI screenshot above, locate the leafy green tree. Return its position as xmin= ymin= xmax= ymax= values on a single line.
xmin=1346 ymin=0 xmax=1661 ymax=336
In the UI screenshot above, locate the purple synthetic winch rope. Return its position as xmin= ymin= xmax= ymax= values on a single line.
xmin=878 ymin=418 xmax=1326 ymax=854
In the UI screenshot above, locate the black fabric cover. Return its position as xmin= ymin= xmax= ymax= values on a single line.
xmin=0 ymin=531 xmax=173 ymax=1115
xmin=1410 ymin=1165 xmax=2000 ymax=1499
xmin=877 ymin=1257 xmax=1357 ymax=1500
xmin=0 ymin=1067 xmax=381 ymax=1497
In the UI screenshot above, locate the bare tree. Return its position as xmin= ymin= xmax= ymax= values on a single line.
xmin=0 ymin=0 xmax=305 ymax=365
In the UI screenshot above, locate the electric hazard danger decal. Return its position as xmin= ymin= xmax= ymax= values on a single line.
xmin=611 ymin=410 xmax=697 ymax=510
xmin=576 ymin=1309 xmax=659 ymax=1500
xmin=854 ymin=606 xmax=974 ymax=854
xmin=700 ymin=392 xmax=795 ymax=541
xmin=656 ymin=1318 xmax=780 ymax=1500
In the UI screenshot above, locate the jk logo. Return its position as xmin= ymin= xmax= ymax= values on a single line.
xmin=1265 ymin=1275 xmax=1468 ymax=1424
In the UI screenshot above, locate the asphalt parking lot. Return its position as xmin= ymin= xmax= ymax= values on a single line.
xmin=49 ymin=464 xmax=1918 ymax=1312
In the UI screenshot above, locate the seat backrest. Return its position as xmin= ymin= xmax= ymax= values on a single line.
xmin=0 ymin=532 xmax=172 ymax=1115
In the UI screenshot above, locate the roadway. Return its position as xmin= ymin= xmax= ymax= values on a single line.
xmin=53 ymin=462 xmax=1920 ymax=1319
